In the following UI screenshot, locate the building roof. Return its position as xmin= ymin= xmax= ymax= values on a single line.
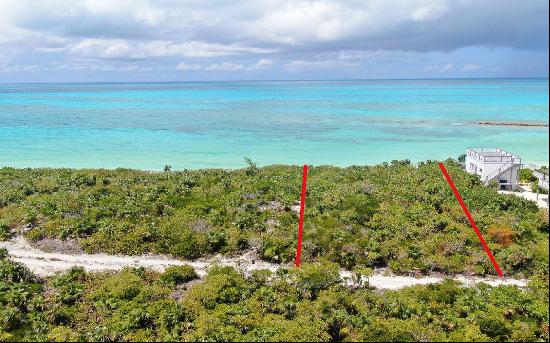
xmin=467 ymin=147 xmax=521 ymax=164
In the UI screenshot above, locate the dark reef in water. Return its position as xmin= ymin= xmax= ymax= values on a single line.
xmin=477 ymin=121 xmax=549 ymax=128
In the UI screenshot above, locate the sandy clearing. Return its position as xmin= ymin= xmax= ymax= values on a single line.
xmin=0 ymin=236 xmax=527 ymax=290
xmin=0 ymin=236 xmax=278 ymax=278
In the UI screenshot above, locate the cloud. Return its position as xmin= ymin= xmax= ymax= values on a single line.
xmin=0 ymin=0 xmax=547 ymax=80
xmin=247 ymin=59 xmax=273 ymax=70
xmin=204 ymin=62 xmax=244 ymax=71
xmin=410 ymin=1 xmax=448 ymax=22
xmin=0 ymin=63 xmax=39 ymax=73
xmin=1 ymin=1 xmax=547 ymax=53
xmin=176 ymin=59 xmax=273 ymax=72
xmin=284 ymin=59 xmax=361 ymax=72
xmin=461 ymin=63 xmax=481 ymax=71
xmin=176 ymin=62 xmax=202 ymax=71
xmin=69 ymin=39 xmax=275 ymax=59
xmin=423 ymin=63 xmax=454 ymax=73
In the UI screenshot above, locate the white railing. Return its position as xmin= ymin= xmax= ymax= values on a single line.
xmin=467 ymin=148 xmax=521 ymax=164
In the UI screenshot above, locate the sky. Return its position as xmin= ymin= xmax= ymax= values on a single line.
xmin=0 ymin=0 xmax=548 ymax=82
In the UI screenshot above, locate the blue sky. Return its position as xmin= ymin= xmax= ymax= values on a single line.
xmin=0 ymin=0 xmax=548 ymax=82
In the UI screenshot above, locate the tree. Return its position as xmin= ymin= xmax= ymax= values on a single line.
xmin=244 ymin=157 xmax=259 ymax=176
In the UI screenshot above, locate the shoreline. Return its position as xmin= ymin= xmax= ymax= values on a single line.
xmin=1 ymin=159 xmax=548 ymax=173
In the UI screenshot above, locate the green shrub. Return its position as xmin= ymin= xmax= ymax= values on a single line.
xmin=0 ymin=221 xmax=11 ymax=241
xmin=0 ymin=162 xmax=547 ymax=278
xmin=160 ymin=265 xmax=198 ymax=285
xmin=291 ymin=262 xmax=340 ymax=300
xmin=520 ymin=168 xmax=538 ymax=183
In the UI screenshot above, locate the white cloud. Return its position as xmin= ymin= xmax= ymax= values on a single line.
xmin=410 ymin=1 xmax=448 ymax=22
xmin=284 ymin=59 xmax=360 ymax=71
xmin=175 ymin=59 xmax=273 ymax=72
xmin=0 ymin=63 xmax=39 ymax=73
xmin=1 ymin=0 xmax=546 ymax=53
xmin=0 ymin=0 xmax=546 ymax=79
xmin=248 ymin=1 xmax=364 ymax=44
xmin=204 ymin=62 xmax=244 ymax=71
xmin=176 ymin=62 xmax=202 ymax=71
xmin=247 ymin=58 xmax=273 ymax=70
xmin=69 ymin=39 xmax=275 ymax=59
xmin=461 ymin=63 xmax=481 ymax=71
xmin=338 ymin=51 xmax=371 ymax=61
xmin=423 ymin=63 xmax=454 ymax=73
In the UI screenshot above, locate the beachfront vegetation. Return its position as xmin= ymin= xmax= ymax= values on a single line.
xmin=0 ymin=160 xmax=548 ymax=277
xmin=1 ymin=253 xmax=548 ymax=342
xmin=1 ymin=160 xmax=549 ymax=342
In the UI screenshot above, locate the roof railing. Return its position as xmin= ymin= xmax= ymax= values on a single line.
xmin=467 ymin=147 xmax=521 ymax=164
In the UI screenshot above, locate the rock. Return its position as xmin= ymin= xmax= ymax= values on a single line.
xmin=30 ymin=238 xmax=83 ymax=255
xmin=290 ymin=202 xmax=301 ymax=213
xmin=20 ymin=223 xmax=34 ymax=234
xmin=259 ymin=201 xmax=284 ymax=212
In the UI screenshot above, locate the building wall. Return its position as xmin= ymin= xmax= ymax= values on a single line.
xmin=466 ymin=155 xmax=504 ymax=179
xmin=465 ymin=155 xmax=520 ymax=189
xmin=497 ymin=166 xmax=520 ymax=189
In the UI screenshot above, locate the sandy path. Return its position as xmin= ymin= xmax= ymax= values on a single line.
xmin=0 ymin=236 xmax=527 ymax=290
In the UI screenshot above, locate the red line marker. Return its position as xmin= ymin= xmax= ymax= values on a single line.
xmin=438 ymin=162 xmax=503 ymax=277
xmin=295 ymin=164 xmax=308 ymax=267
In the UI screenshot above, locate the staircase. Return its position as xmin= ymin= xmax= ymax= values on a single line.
xmin=483 ymin=163 xmax=513 ymax=185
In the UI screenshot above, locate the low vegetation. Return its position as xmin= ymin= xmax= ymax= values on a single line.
xmin=520 ymin=169 xmax=538 ymax=183
xmin=0 ymin=253 xmax=548 ymax=342
xmin=1 ymin=159 xmax=548 ymax=341
xmin=0 ymin=159 xmax=548 ymax=277
xmin=520 ymin=168 xmax=548 ymax=194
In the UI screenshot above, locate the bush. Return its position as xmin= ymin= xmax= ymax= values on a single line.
xmin=488 ymin=227 xmax=516 ymax=246
xmin=0 ymin=221 xmax=11 ymax=241
xmin=160 ymin=265 xmax=198 ymax=285
xmin=292 ymin=262 xmax=340 ymax=299
xmin=520 ymin=169 xmax=538 ymax=183
xmin=0 ymin=162 xmax=547 ymax=277
xmin=0 ymin=248 xmax=548 ymax=342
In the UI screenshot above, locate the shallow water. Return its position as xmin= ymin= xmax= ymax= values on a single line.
xmin=0 ymin=79 xmax=548 ymax=170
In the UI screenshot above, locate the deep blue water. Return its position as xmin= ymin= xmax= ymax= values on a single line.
xmin=0 ymin=79 xmax=548 ymax=170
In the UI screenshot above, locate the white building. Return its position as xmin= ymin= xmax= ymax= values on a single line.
xmin=466 ymin=148 xmax=522 ymax=190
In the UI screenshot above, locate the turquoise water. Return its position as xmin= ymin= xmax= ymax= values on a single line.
xmin=0 ymin=79 xmax=548 ymax=170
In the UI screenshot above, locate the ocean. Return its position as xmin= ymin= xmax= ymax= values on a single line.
xmin=0 ymin=79 xmax=548 ymax=170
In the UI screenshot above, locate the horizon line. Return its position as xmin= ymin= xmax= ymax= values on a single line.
xmin=1 ymin=76 xmax=549 ymax=85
